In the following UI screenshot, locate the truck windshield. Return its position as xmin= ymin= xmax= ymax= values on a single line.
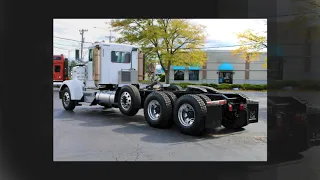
xmin=88 ymin=49 xmax=93 ymax=62
xmin=53 ymin=56 xmax=62 ymax=60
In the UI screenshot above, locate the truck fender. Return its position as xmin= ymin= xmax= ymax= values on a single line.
xmin=59 ymin=79 xmax=84 ymax=100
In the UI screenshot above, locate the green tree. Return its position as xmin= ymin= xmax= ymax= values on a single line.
xmin=289 ymin=0 xmax=320 ymax=72
xmin=290 ymin=0 xmax=320 ymax=29
xmin=232 ymin=29 xmax=267 ymax=68
xmin=109 ymin=19 xmax=207 ymax=83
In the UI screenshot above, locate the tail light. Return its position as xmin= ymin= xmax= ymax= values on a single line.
xmin=228 ymin=104 xmax=233 ymax=111
xmin=239 ymin=104 xmax=245 ymax=111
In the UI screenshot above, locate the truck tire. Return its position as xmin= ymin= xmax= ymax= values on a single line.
xmin=144 ymin=92 xmax=173 ymax=128
xmin=163 ymin=91 xmax=177 ymax=107
xmin=167 ymin=85 xmax=183 ymax=91
xmin=173 ymin=94 xmax=207 ymax=136
xmin=196 ymin=94 xmax=211 ymax=103
xmin=118 ymin=85 xmax=141 ymax=116
xmin=61 ymin=87 xmax=76 ymax=111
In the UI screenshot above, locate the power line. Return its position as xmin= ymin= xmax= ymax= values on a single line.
xmin=54 ymin=44 xmax=90 ymax=50
xmin=54 ymin=46 xmax=88 ymax=51
xmin=54 ymin=43 xmax=80 ymax=47
xmin=54 ymin=36 xmax=92 ymax=44
xmin=82 ymin=50 xmax=89 ymax=59
xmin=106 ymin=30 xmax=115 ymax=43
xmin=94 ymin=26 xmax=115 ymax=43
xmin=54 ymin=46 xmax=70 ymax=50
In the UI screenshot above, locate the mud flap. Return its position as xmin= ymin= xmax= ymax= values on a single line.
xmin=205 ymin=104 xmax=223 ymax=128
xmin=246 ymin=100 xmax=259 ymax=123
xmin=308 ymin=113 xmax=320 ymax=146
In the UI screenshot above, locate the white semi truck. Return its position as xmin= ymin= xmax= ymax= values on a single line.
xmin=59 ymin=42 xmax=259 ymax=136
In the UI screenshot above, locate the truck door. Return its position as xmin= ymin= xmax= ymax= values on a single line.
xmin=53 ymin=55 xmax=64 ymax=81
xmin=63 ymin=58 xmax=69 ymax=80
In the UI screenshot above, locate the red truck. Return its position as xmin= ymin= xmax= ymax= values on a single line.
xmin=53 ymin=54 xmax=69 ymax=83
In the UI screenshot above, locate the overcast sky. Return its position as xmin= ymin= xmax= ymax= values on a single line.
xmin=53 ymin=19 xmax=267 ymax=60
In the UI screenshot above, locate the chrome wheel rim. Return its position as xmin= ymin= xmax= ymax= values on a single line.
xmin=147 ymin=100 xmax=161 ymax=121
xmin=120 ymin=92 xmax=132 ymax=110
xmin=178 ymin=103 xmax=195 ymax=127
xmin=63 ymin=92 xmax=70 ymax=107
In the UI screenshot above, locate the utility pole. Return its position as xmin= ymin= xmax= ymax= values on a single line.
xmin=106 ymin=30 xmax=115 ymax=43
xmin=79 ymin=29 xmax=88 ymax=61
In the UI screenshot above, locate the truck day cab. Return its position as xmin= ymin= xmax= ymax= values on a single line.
xmin=58 ymin=42 xmax=259 ymax=136
xmin=53 ymin=54 xmax=69 ymax=87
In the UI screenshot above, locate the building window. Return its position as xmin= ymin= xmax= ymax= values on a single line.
xmin=54 ymin=65 xmax=61 ymax=72
xmin=218 ymin=72 xmax=233 ymax=84
xmin=189 ymin=70 xmax=199 ymax=80
xmin=111 ymin=51 xmax=131 ymax=63
xmin=174 ymin=70 xmax=184 ymax=80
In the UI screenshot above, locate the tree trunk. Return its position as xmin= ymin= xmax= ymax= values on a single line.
xmin=165 ymin=70 xmax=170 ymax=84
xmin=304 ymin=27 xmax=311 ymax=72
xmin=165 ymin=63 xmax=171 ymax=84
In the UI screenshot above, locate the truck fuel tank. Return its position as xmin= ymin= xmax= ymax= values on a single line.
xmin=95 ymin=90 xmax=116 ymax=106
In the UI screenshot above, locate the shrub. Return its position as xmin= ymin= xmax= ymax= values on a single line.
xmin=139 ymin=80 xmax=268 ymax=91
xmin=268 ymin=80 xmax=320 ymax=90
xmin=298 ymin=80 xmax=320 ymax=90
xmin=216 ymin=83 xmax=233 ymax=90
xmin=171 ymin=82 xmax=195 ymax=88
xmin=200 ymin=83 xmax=219 ymax=88
xmin=178 ymin=83 xmax=267 ymax=91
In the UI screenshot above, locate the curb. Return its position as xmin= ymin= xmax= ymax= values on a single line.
xmin=248 ymin=159 xmax=303 ymax=171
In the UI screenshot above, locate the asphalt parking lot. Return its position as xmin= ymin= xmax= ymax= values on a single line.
xmin=53 ymin=90 xmax=267 ymax=161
